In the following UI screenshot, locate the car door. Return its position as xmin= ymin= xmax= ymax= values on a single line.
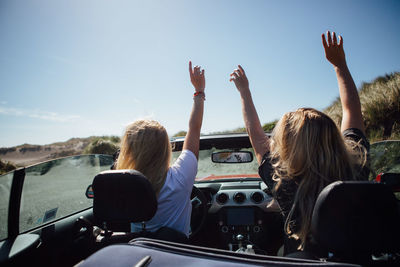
xmin=0 ymin=154 xmax=113 ymax=267
xmin=370 ymin=140 xmax=400 ymax=200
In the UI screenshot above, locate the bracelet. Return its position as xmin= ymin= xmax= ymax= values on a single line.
xmin=193 ymin=91 xmax=204 ymax=97
xmin=193 ymin=91 xmax=205 ymax=100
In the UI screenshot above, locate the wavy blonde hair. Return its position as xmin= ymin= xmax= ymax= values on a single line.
xmin=270 ymin=108 xmax=367 ymax=249
xmin=116 ymin=120 xmax=171 ymax=197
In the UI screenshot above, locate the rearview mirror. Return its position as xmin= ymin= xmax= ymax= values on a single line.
xmin=85 ymin=184 xmax=94 ymax=199
xmin=212 ymin=151 xmax=253 ymax=163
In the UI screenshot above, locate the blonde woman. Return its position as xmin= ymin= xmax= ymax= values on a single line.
xmin=116 ymin=61 xmax=205 ymax=237
xmin=230 ymin=31 xmax=369 ymax=254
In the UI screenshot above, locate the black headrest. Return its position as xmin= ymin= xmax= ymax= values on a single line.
xmin=311 ymin=181 xmax=400 ymax=254
xmin=92 ymin=170 xmax=157 ymax=223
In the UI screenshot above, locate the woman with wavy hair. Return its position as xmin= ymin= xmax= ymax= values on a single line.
xmin=230 ymin=31 xmax=369 ymax=254
xmin=116 ymin=61 xmax=206 ymax=237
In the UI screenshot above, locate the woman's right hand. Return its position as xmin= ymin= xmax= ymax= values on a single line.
xmin=322 ymin=31 xmax=347 ymax=69
xmin=189 ymin=61 xmax=205 ymax=93
xmin=230 ymin=65 xmax=250 ymax=95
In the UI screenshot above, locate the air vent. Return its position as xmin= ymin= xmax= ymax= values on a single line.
xmin=251 ymin=192 xmax=264 ymax=204
xmin=233 ymin=192 xmax=246 ymax=204
xmin=216 ymin=193 xmax=229 ymax=205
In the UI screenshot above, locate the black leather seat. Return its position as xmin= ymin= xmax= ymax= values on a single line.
xmin=310 ymin=181 xmax=400 ymax=265
xmin=92 ymin=169 xmax=188 ymax=246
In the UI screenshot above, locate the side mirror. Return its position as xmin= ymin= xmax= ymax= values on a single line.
xmin=85 ymin=184 xmax=94 ymax=199
xmin=211 ymin=151 xmax=253 ymax=163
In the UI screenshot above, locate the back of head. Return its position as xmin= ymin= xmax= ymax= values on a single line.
xmin=116 ymin=120 xmax=171 ymax=196
xmin=271 ymin=108 xmax=353 ymax=182
xmin=270 ymin=108 xmax=356 ymax=248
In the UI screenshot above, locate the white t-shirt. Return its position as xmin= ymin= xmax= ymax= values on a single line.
xmin=131 ymin=149 xmax=197 ymax=237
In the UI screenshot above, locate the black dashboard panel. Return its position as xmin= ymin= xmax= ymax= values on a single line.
xmin=193 ymin=180 xmax=283 ymax=255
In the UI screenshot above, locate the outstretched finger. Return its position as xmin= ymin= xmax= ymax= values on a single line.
xmin=338 ymin=35 xmax=343 ymax=47
xmin=321 ymin=33 xmax=328 ymax=49
xmin=238 ymin=65 xmax=245 ymax=75
xmin=327 ymin=31 xmax=332 ymax=47
xmin=332 ymin=32 xmax=337 ymax=45
xmin=230 ymin=72 xmax=239 ymax=79
xmin=194 ymin=66 xmax=200 ymax=76
xmin=234 ymin=69 xmax=241 ymax=77
xmin=189 ymin=61 xmax=193 ymax=78
xmin=201 ymin=69 xmax=205 ymax=76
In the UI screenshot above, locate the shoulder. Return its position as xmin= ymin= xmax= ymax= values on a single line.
xmin=168 ymin=149 xmax=198 ymax=190
xmin=342 ymin=128 xmax=370 ymax=180
xmin=172 ymin=150 xmax=197 ymax=169
xmin=258 ymin=152 xmax=275 ymax=190
xmin=342 ymin=128 xmax=370 ymax=151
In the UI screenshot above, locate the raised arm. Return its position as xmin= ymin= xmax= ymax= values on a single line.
xmin=322 ymin=31 xmax=365 ymax=133
xmin=230 ymin=65 xmax=269 ymax=164
xmin=183 ymin=61 xmax=205 ymax=159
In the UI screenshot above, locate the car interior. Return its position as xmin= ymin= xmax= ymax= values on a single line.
xmin=1 ymin=134 xmax=400 ymax=267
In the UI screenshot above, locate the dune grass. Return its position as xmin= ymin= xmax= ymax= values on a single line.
xmin=324 ymin=72 xmax=400 ymax=142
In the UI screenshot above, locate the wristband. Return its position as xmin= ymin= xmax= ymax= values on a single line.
xmin=194 ymin=91 xmax=204 ymax=97
xmin=193 ymin=91 xmax=205 ymax=100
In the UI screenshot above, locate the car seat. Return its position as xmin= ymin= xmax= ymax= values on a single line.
xmin=310 ymin=181 xmax=400 ymax=265
xmin=91 ymin=169 xmax=188 ymax=246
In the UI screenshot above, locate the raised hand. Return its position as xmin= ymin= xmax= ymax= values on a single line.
xmin=322 ymin=31 xmax=346 ymax=68
xmin=189 ymin=61 xmax=205 ymax=93
xmin=230 ymin=64 xmax=269 ymax=163
xmin=230 ymin=65 xmax=249 ymax=95
xmin=322 ymin=31 xmax=364 ymax=133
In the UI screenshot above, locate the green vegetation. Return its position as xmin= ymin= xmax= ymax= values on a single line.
xmin=262 ymin=121 xmax=277 ymax=132
xmin=325 ymin=72 xmax=400 ymax=142
xmin=83 ymin=136 xmax=120 ymax=155
xmin=173 ymin=131 xmax=187 ymax=137
xmin=0 ymin=159 xmax=16 ymax=175
xmin=209 ymin=127 xmax=246 ymax=135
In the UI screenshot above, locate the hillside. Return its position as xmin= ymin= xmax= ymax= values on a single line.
xmin=324 ymin=72 xmax=400 ymax=142
xmin=0 ymin=138 xmax=93 ymax=167
xmin=0 ymin=136 xmax=121 ymax=174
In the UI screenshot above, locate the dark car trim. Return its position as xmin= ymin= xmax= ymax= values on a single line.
xmin=8 ymin=168 xmax=25 ymax=239
xmin=171 ymin=133 xmax=271 ymax=151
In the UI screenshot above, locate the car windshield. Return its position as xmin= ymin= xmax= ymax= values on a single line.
xmin=172 ymin=148 xmax=260 ymax=182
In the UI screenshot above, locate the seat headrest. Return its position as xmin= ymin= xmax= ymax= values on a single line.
xmin=311 ymin=181 xmax=400 ymax=254
xmin=92 ymin=170 xmax=157 ymax=223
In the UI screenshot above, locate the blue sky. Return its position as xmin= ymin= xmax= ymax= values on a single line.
xmin=1 ymin=0 xmax=399 ymax=147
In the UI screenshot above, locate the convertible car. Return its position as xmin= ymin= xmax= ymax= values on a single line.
xmin=1 ymin=133 xmax=399 ymax=266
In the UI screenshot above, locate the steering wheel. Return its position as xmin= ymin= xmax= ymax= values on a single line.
xmin=190 ymin=185 xmax=208 ymax=237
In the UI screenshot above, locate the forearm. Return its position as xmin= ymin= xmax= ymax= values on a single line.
xmin=188 ymin=97 xmax=204 ymax=133
xmin=240 ymin=90 xmax=269 ymax=164
xmin=335 ymin=64 xmax=364 ymax=133
xmin=183 ymin=97 xmax=204 ymax=158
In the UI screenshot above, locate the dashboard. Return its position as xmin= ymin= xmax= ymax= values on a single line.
xmin=194 ymin=180 xmax=283 ymax=255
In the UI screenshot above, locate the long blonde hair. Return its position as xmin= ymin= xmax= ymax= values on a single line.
xmin=270 ymin=108 xmax=366 ymax=249
xmin=116 ymin=120 xmax=171 ymax=197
